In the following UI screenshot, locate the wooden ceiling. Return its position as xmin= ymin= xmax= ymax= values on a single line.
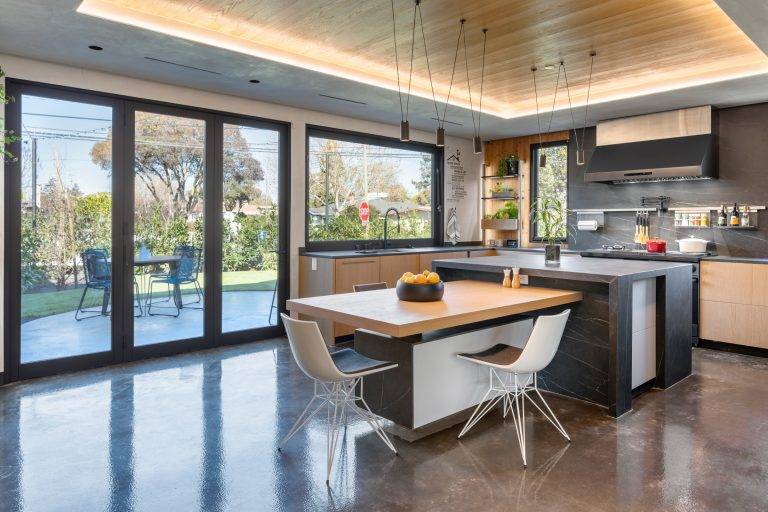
xmin=80 ymin=0 xmax=768 ymax=119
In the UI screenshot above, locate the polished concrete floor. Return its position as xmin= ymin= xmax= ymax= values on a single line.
xmin=0 ymin=341 xmax=766 ymax=512
xmin=20 ymin=290 xmax=276 ymax=363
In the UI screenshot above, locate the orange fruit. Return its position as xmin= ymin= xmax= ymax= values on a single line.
xmin=423 ymin=269 xmax=430 ymax=277
xmin=414 ymin=273 xmax=428 ymax=284
xmin=427 ymin=272 xmax=440 ymax=284
xmin=405 ymin=275 xmax=417 ymax=284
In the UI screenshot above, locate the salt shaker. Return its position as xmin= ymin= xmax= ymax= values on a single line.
xmin=502 ymin=268 xmax=512 ymax=288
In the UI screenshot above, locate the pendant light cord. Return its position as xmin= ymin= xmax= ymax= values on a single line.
xmin=439 ymin=18 xmax=464 ymax=129
xmin=404 ymin=0 xmax=418 ymax=121
xmin=462 ymin=21 xmax=477 ymax=137
xmin=561 ymin=60 xmax=580 ymax=152
xmin=532 ymin=66 xmax=543 ymax=150
xmin=477 ymin=28 xmax=488 ymax=138
xmin=580 ymin=51 xmax=596 ymax=149
xmin=545 ymin=64 xmax=561 ymax=134
xmin=391 ymin=0 xmax=405 ymax=122
xmin=416 ymin=1 xmax=441 ymax=126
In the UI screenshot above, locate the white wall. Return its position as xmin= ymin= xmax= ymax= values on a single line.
xmin=0 ymin=53 xmax=482 ymax=372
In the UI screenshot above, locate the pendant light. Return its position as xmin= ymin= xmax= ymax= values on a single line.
xmin=577 ymin=51 xmax=597 ymax=165
xmin=539 ymin=62 xmax=562 ymax=168
xmin=468 ymin=28 xmax=488 ymax=154
xmin=431 ymin=16 xmax=465 ymax=147
xmin=561 ymin=60 xmax=581 ymax=165
xmin=531 ymin=66 xmax=546 ymax=168
xmin=392 ymin=0 xmax=418 ymax=141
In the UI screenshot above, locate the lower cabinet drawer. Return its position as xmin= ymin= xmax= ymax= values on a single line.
xmin=700 ymin=300 xmax=768 ymax=349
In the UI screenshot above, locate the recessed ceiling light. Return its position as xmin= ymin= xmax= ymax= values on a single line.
xmin=249 ymin=79 xmax=260 ymax=84
xmin=88 ymin=45 xmax=103 ymax=51
xmin=544 ymin=64 xmax=555 ymax=70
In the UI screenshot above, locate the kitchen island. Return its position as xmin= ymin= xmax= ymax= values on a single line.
xmin=287 ymin=280 xmax=582 ymax=440
xmin=433 ymin=253 xmax=693 ymax=417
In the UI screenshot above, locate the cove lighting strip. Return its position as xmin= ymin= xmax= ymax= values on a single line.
xmin=77 ymin=0 xmax=768 ymax=121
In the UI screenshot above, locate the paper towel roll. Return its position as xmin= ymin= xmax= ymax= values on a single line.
xmin=577 ymin=219 xmax=599 ymax=231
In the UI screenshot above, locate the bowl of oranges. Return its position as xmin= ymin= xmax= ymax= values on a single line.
xmin=396 ymin=270 xmax=444 ymax=302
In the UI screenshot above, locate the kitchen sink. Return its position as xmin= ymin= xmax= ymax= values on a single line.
xmin=354 ymin=248 xmax=404 ymax=254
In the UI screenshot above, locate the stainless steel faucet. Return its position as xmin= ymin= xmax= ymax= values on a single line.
xmin=382 ymin=207 xmax=401 ymax=249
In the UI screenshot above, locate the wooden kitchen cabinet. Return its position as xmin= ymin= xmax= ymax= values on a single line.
xmin=333 ymin=257 xmax=380 ymax=337
xmin=379 ymin=254 xmax=420 ymax=288
xmin=751 ymin=265 xmax=768 ymax=306
xmin=700 ymin=261 xmax=752 ymax=304
xmin=699 ymin=261 xmax=768 ymax=348
xmin=469 ymin=249 xmax=498 ymax=257
xmin=419 ymin=251 xmax=467 ymax=271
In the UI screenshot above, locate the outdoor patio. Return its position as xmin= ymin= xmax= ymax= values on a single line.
xmin=20 ymin=290 xmax=276 ymax=363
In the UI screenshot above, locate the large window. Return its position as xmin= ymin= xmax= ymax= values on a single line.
xmin=306 ymin=127 xmax=439 ymax=248
xmin=531 ymin=141 xmax=568 ymax=242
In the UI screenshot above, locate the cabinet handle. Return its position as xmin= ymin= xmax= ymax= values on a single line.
xmin=340 ymin=260 xmax=375 ymax=265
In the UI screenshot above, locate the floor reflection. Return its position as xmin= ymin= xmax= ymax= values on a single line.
xmin=0 ymin=344 xmax=766 ymax=511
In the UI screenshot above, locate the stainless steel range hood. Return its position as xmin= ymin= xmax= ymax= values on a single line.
xmin=585 ymin=106 xmax=717 ymax=184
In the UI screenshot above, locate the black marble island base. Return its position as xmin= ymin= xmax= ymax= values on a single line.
xmin=433 ymin=253 xmax=693 ymax=417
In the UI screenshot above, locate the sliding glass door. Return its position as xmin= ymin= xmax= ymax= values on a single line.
xmin=4 ymin=84 xmax=124 ymax=379
xmin=4 ymin=81 xmax=289 ymax=381
xmin=220 ymin=120 xmax=283 ymax=334
xmin=128 ymin=106 xmax=210 ymax=354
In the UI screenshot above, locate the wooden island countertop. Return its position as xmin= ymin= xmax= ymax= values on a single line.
xmin=286 ymin=280 xmax=582 ymax=338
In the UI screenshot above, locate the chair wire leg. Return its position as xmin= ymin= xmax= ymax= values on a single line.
xmin=511 ymin=374 xmax=527 ymax=467
xmin=355 ymin=393 xmax=398 ymax=454
xmin=459 ymin=368 xmax=506 ymax=439
xmin=326 ymin=382 xmax=343 ymax=483
xmin=525 ymin=377 xmax=570 ymax=441
xmin=278 ymin=381 xmax=327 ymax=450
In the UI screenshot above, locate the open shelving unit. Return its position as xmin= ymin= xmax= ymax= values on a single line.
xmin=481 ymin=163 xmax=521 ymax=248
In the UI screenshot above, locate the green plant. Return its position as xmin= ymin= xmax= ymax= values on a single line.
xmin=497 ymin=154 xmax=519 ymax=177
xmin=1 ymin=66 xmax=20 ymax=161
xmin=530 ymin=195 xmax=570 ymax=245
xmin=492 ymin=201 xmax=518 ymax=220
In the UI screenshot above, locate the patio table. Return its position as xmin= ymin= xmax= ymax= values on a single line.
xmin=134 ymin=255 xmax=183 ymax=311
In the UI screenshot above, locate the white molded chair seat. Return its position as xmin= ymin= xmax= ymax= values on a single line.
xmin=279 ymin=313 xmax=398 ymax=483
xmin=456 ymin=309 xmax=572 ymax=467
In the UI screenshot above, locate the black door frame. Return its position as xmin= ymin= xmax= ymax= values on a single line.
xmin=3 ymin=79 xmax=291 ymax=382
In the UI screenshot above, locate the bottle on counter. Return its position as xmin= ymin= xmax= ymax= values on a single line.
xmin=512 ymin=267 xmax=521 ymax=289
xmin=741 ymin=205 xmax=750 ymax=227
xmin=718 ymin=205 xmax=727 ymax=226
xmin=730 ymin=203 xmax=741 ymax=226
xmin=502 ymin=268 xmax=512 ymax=288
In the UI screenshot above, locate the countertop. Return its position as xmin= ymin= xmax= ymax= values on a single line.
xmin=432 ymin=253 xmax=692 ymax=283
xmin=701 ymin=255 xmax=768 ymax=265
xmin=286 ymin=280 xmax=582 ymax=338
xmin=300 ymin=245 xmax=492 ymax=259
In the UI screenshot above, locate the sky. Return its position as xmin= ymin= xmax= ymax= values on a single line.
xmin=20 ymin=95 xmax=281 ymax=203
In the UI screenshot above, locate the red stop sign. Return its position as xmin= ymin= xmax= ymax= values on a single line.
xmin=359 ymin=201 xmax=370 ymax=225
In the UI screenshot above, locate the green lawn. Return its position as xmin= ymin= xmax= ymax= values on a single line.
xmin=21 ymin=270 xmax=276 ymax=322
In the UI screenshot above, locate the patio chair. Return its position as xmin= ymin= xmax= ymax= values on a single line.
xmin=146 ymin=245 xmax=203 ymax=317
xmin=76 ymin=249 xmax=143 ymax=320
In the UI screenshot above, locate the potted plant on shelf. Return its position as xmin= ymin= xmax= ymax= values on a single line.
xmin=490 ymin=182 xmax=518 ymax=199
xmin=497 ymin=154 xmax=519 ymax=177
xmin=530 ymin=196 xmax=568 ymax=266
xmin=482 ymin=201 xmax=519 ymax=230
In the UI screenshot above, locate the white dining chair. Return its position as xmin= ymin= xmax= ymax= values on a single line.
xmin=278 ymin=313 xmax=399 ymax=482
xmin=456 ymin=309 xmax=572 ymax=467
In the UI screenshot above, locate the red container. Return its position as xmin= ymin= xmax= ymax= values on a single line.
xmin=646 ymin=238 xmax=667 ymax=253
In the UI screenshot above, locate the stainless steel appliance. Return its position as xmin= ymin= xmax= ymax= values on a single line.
xmin=580 ymin=245 xmax=711 ymax=344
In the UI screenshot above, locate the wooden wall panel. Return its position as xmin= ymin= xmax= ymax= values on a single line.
xmin=484 ymin=131 xmax=569 ymax=247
